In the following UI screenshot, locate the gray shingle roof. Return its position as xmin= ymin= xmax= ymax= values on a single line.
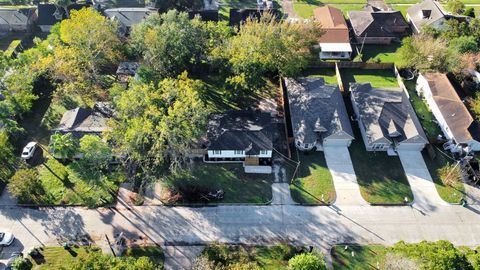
xmin=104 ymin=7 xmax=156 ymax=28
xmin=116 ymin=62 xmax=140 ymax=76
xmin=407 ymin=0 xmax=445 ymax=29
xmin=350 ymin=83 xmax=427 ymax=145
xmin=285 ymin=77 xmax=353 ymax=145
xmin=0 ymin=8 xmax=35 ymax=26
xmin=348 ymin=9 xmax=408 ymax=38
xmin=207 ymin=110 xmax=273 ymax=155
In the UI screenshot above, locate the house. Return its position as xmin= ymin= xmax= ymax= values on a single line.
xmin=104 ymin=7 xmax=157 ymax=35
xmin=407 ymin=0 xmax=469 ymax=34
xmin=116 ymin=62 xmax=140 ymax=86
xmin=229 ymin=8 xmax=281 ymax=27
xmin=416 ymin=73 xmax=480 ymax=152
xmin=313 ymin=6 xmax=352 ymax=60
xmin=36 ymin=3 xmax=88 ymax=32
xmin=188 ymin=10 xmax=218 ymax=21
xmin=348 ymin=6 xmax=409 ymax=44
xmin=0 ymin=8 xmax=37 ymax=32
xmin=350 ymin=83 xmax=428 ymax=153
xmin=285 ymin=77 xmax=354 ymax=151
xmin=53 ymin=102 xmax=113 ymax=139
xmin=206 ymin=110 xmax=273 ymax=174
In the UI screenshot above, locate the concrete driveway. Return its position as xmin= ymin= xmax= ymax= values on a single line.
xmin=398 ymin=150 xmax=448 ymax=211
xmin=324 ymin=146 xmax=368 ymax=206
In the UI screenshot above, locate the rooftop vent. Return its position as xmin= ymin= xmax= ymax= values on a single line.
xmin=422 ymin=9 xmax=432 ymax=19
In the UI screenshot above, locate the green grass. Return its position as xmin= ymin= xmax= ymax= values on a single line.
xmin=124 ymin=246 xmax=164 ymax=269
xmin=162 ymin=162 xmax=273 ymax=204
xmin=332 ymin=245 xmax=388 ymax=270
xmin=391 ymin=4 xmax=413 ymax=18
xmin=422 ymin=147 xmax=465 ymax=204
xmin=290 ymin=152 xmax=336 ymax=204
xmin=348 ymin=123 xmax=413 ymax=204
xmin=303 ymin=68 xmax=339 ymax=85
xmin=403 ymin=80 xmax=442 ymax=142
xmin=29 ymin=246 xmax=101 ymax=269
xmin=361 ymin=43 xmax=402 ymax=63
xmin=293 ymin=2 xmax=364 ymax=17
xmin=36 ymin=158 xmax=121 ymax=207
xmin=202 ymin=243 xmax=300 ymax=270
xmin=341 ymin=69 xmax=399 ymax=89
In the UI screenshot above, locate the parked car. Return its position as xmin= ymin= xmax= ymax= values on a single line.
xmin=5 ymin=252 xmax=23 ymax=270
xmin=21 ymin=142 xmax=37 ymax=159
xmin=0 ymin=232 xmax=14 ymax=246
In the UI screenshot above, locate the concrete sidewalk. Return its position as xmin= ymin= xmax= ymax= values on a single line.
xmin=324 ymin=146 xmax=368 ymax=206
xmin=398 ymin=150 xmax=448 ymax=211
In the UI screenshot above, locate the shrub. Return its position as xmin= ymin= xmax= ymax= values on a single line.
xmin=288 ymin=252 xmax=327 ymax=270
xmin=383 ymin=252 xmax=420 ymax=270
xmin=8 ymin=169 xmax=44 ymax=203
xmin=437 ymin=162 xmax=462 ymax=187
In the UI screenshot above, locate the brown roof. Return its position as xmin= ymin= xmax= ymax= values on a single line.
xmin=424 ymin=73 xmax=480 ymax=143
xmin=314 ymin=6 xmax=350 ymax=43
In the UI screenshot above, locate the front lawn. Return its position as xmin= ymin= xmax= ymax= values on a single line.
xmin=200 ymin=243 xmax=303 ymax=270
xmin=404 ymin=80 xmax=442 ymax=142
xmin=293 ymin=1 xmax=364 ymax=17
xmin=422 ymin=147 xmax=465 ymax=204
xmin=331 ymin=245 xmax=387 ymax=270
xmin=290 ymin=152 xmax=336 ymax=204
xmin=161 ymin=162 xmax=273 ymax=204
xmin=29 ymin=246 xmax=101 ymax=269
xmin=349 ymin=124 xmax=413 ymax=204
xmin=341 ymin=69 xmax=399 ymax=89
xmin=304 ymin=68 xmax=339 ymax=85
xmin=360 ymin=43 xmax=402 ymax=63
xmin=35 ymin=158 xmax=122 ymax=207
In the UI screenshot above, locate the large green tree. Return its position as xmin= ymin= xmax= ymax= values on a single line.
xmin=8 ymin=169 xmax=44 ymax=203
xmin=108 ymin=72 xmax=208 ymax=172
xmin=79 ymin=135 xmax=112 ymax=170
xmin=49 ymin=133 xmax=77 ymax=160
xmin=130 ymin=10 xmax=208 ymax=79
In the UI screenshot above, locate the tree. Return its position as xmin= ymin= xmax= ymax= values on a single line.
xmin=217 ymin=13 xmax=323 ymax=93
xmin=43 ymin=8 xmax=122 ymax=105
xmin=49 ymin=133 xmax=77 ymax=160
xmin=108 ymin=72 xmax=209 ymax=172
xmin=390 ymin=241 xmax=473 ymax=270
xmin=155 ymin=0 xmax=203 ymax=12
xmin=0 ymin=131 xmax=16 ymax=184
xmin=450 ymin=36 xmax=479 ymax=53
xmin=8 ymin=169 xmax=43 ymax=203
xmin=79 ymin=135 xmax=112 ymax=169
xmin=446 ymin=0 xmax=465 ymax=15
xmin=130 ymin=10 xmax=208 ymax=79
xmin=470 ymin=95 xmax=480 ymax=120
xmin=287 ymin=253 xmax=327 ymax=270
xmin=396 ymin=35 xmax=465 ymax=73
xmin=72 ymin=252 xmax=159 ymax=270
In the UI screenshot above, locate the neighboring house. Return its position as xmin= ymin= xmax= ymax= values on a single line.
xmin=104 ymin=7 xmax=157 ymax=36
xmin=0 ymin=8 xmax=37 ymax=32
xmin=416 ymin=73 xmax=480 ymax=152
xmin=348 ymin=5 xmax=409 ymax=44
xmin=37 ymin=3 xmax=88 ymax=32
xmin=206 ymin=110 xmax=273 ymax=174
xmin=285 ymin=77 xmax=354 ymax=151
xmin=116 ymin=62 xmax=140 ymax=86
xmin=229 ymin=8 xmax=281 ymax=27
xmin=350 ymin=83 xmax=428 ymax=153
xmin=188 ymin=10 xmax=219 ymax=21
xmin=53 ymin=102 xmax=113 ymax=139
xmin=313 ymin=6 xmax=352 ymax=60
xmin=407 ymin=0 xmax=469 ymax=34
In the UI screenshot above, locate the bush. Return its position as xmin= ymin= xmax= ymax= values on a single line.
xmin=288 ymin=252 xmax=327 ymax=270
xmin=383 ymin=252 xmax=420 ymax=270
xmin=437 ymin=162 xmax=462 ymax=187
xmin=450 ymin=36 xmax=479 ymax=53
xmin=8 ymin=169 xmax=44 ymax=203
xmin=11 ymin=256 xmax=32 ymax=270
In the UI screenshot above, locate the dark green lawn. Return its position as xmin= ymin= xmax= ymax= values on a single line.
xmin=29 ymin=246 xmax=102 ymax=270
xmin=404 ymin=80 xmax=443 ymax=142
xmin=303 ymin=68 xmax=339 ymax=85
xmin=162 ymin=162 xmax=273 ymax=204
xmin=125 ymin=246 xmax=164 ymax=269
xmin=293 ymin=1 xmax=365 ymax=18
xmin=422 ymin=147 xmax=465 ymax=204
xmin=349 ymin=124 xmax=413 ymax=204
xmin=290 ymin=151 xmax=335 ymax=204
xmin=341 ymin=69 xmax=399 ymax=90
xmin=361 ymin=43 xmax=402 ymax=63
xmin=332 ymin=245 xmax=387 ymax=270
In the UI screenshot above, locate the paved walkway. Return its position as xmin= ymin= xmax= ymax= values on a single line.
xmin=324 ymin=147 xmax=368 ymax=206
xmin=398 ymin=151 xmax=447 ymax=211
xmin=272 ymin=183 xmax=295 ymax=205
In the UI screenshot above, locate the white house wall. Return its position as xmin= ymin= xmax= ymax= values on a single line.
xmin=207 ymin=150 xmax=272 ymax=158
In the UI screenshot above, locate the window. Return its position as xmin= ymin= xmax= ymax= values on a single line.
xmin=234 ymin=150 xmax=243 ymax=155
xmin=260 ymin=150 xmax=267 ymax=155
xmin=213 ymin=150 xmax=221 ymax=155
xmin=304 ymin=143 xmax=310 ymax=148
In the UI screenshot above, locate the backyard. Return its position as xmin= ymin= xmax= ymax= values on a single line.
xmin=360 ymin=43 xmax=403 ymax=63
xmin=331 ymin=245 xmax=387 ymax=270
xmin=422 ymin=147 xmax=465 ymax=204
xmin=341 ymin=68 xmax=399 ymax=90
xmin=290 ymin=151 xmax=336 ymax=204
xmin=303 ymin=68 xmax=339 ymax=85
xmin=161 ymin=162 xmax=273 ymax=204
xmin=293 ymin=0 xmax=365 ymax=17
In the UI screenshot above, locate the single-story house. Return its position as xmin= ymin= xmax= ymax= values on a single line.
xmin=116 ymin=62 xmax=140 ymax=86
xmin=350 ymin=83 xmax=428 ymax=153
xmin=206 ymin=110 xmax=273 ymax=174
xmin=37 ymin=4 xmax=88 ymax=32
xmin=104 ymin=7 xmax=157 ymax=36
xmin=407 ymin=0 xmax=470 ymax=34
xmin=313 ymin=6 xmax=352 ymax=60
xmin=348 ymin=5 xmax=409 ymax=44
xmin=0 ymin=8 xmax=37 ymax=32
xmin=416 ymin=73 xmax=480 ymax=152
xmin=53 ymin=102 xmax=113 ymax=139
xmin=285 ymin=77 xmax=354 ymax=151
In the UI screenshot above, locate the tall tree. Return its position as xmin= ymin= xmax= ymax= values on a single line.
xmin=130 ymin=10 xmax=208 ymax=79
xmin=79 ymin=135 xmax=112 ymax=170
xmin=49 ymin=133 xmax=77 ymax=160
xmin=108 ymin=72 xmax=208 ymax=172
